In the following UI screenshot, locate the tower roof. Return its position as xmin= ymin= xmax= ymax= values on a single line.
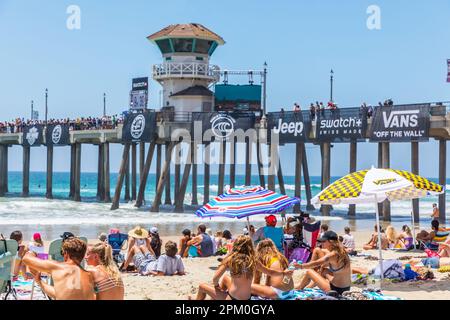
xmin=147 ymin=23 xmax=225 ymax=45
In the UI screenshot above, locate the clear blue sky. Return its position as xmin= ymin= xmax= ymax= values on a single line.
xmin=1 ymin=0 xmax=449 ymax=177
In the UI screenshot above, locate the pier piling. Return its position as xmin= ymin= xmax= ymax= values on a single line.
xmin=124 ymin=150 xmax=131 ymax=202
xmin=69 ymin=144 xmax=75 ymax=199
xmin=191 ymin=141 xmax=199 ymax=205
xmin=381 ymin=142 xmax=391 ymax=221
xmin=22 ymin=146 xmax=30 ymax=197
xmin=218 ymin=140 xmax=226 ymax=195
xmin=97 ymin=144 xmax=104 ymax=201
xmin=411 ymin=141 xmax=419 ymax=221
xmin=174 ymin=143 xmax=181 ymax=203
xmin=164 ymin=142 xmax=172 ymax=205
xmin=320 ymin=142 xmax=331 ymax=216
xmin=103 ymin=143 xmax=111 ymax=202
xmin=256 ymin=140 xmax=265 ymax=188
xmin=348 ymin=141 xmax=357 ymax=216
xmin=204 ymin=142 xmax=210 ymax=205
xmin=46 ymin=145 xmax=53 ymax=199
xmin=175 ymin=143 xmax=192 ymax=212
xmin=135 ymin=142 xmax=156 ymax=208
xmin=229 ymin=139 xmax=236 ymax=188
xmin=0 ymin=145 xmax=7 ymax=196
xmin=111 ymin=143 xmax=131 ymax=210
xmin=74 ymin=143 xmax=82 ymax=202
xmin=131 ymin=143 xmax=137 ymax=201
xmin=302 ymin=144 xmax=315 ymax=211
xmin=152 ymin=142 xmax=175 ymax=212
xmin=267 ymin=143 xmax=276 ymax=191
xmin=156 ymin=143 xmax=162 ymax=206
xmin=245 ymin=139 xmax=252 ymax=186
xmin=294 ymin=143 xmax=303 ymax=213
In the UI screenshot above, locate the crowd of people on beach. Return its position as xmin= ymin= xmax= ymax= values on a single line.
xmin=2 ymin=208 xmax=450 ymax=301
xmin=0 ymin=115 xmax=124 ymax=134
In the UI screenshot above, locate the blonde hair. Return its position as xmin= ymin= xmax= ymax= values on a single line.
xmin=255 ymin=239 xmax=288 ymax=279
xmin=222 ymin=235 xmax=255 ymax=278
xmin=385 ymin=226 xmax=397 ymax=243
xmin=90 ymin=243 xmax=121 ymax=283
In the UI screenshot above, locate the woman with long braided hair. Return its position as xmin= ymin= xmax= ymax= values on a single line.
xmin=86 ymin=243 xmax=124 ymax=300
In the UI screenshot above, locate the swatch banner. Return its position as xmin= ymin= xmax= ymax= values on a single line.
xmin=46 ymin=124 xmax=70 ymax=146
xmin=122 ymin=111 xmax=157 ymax=142
xmin=316 ymin=109 xmax=367 ymax=142
xmin=369 ymin=104 xmax=431 ymax=142
xmin=266 ymin=111 xmax=311 ymax=143
xmin=23 ymin=124 xmax=44 ymax=147
xmin=191 ymin=111 xmax=256 ymax=142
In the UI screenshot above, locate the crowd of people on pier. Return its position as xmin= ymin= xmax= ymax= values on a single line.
xmin=0 ymin=115 xmax=124 ymax=134
xmin=4 ymin=207 xmax=450 ymax=300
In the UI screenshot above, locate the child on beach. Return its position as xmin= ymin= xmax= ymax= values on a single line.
xmin=178 ymin=229 xmax=192 ymax=258
xmin=10 ymin=230 xmax=28 ymax=279
xmin=342 ymin=227 xmax=356 ymax=254
xmin=28 ymin=233 xmax=45 ymax=255
xmin=149 ymin=227 xmax=162 ymax=258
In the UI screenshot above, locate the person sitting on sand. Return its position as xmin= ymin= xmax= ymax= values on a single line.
xmin=251 ymin=239 xmax=294 ymax=300
xmin=342 ymin=227 xmax=356 ymax=255
xmin=10 ymin=230 xmax=29 ymax=279
xmin=385 ymin=226 xmax=404 ymax=249
xmin=294 ymin=231 xmax=351 ymax=295
xmin=190 ymin=235 xmax=293 ymax=300
xmin=187 ymin=224 xmax=215 ymax=258
xmin=416 ymin=220 xmax=440 ymax=243
xmin=28 ymin=232 xmax=45 ymax=255
xmin=213 ymin=231 xmax=223 ymax=253
xmin=397 ymin=225 xmax=414 ymax=249
xmin=363 ymin=225 xmax=388 ymax=250
xmin=85 ymin=243 xmax=124 ymax=300
xmin=23 ymin=237 xmax=96 ymax=300
xmin=178 ymin=229 xmax=192 ymax=258
xmin=149 ymin=227 xmax=162 ymax=258
xmin=151 ymin=241 xmax=185 ymax=276
xmin=126 ymin=226 xmax=152 ymax=259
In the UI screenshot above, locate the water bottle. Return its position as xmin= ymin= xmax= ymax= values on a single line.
xmin=283 ymin=259 xmax=298 ymax=284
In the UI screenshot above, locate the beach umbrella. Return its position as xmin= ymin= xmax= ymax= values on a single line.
xmin=312 ymin=166 xmax=445 ymax=281
xmin=196 ymin=186 xmax=300 ymax=227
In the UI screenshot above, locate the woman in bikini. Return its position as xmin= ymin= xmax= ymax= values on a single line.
xmin=363 ymin=225 xmax=389 ymax=250
xmin=86 ymin=243 xmax=124 ymax=300
xmin=251 ymin=239 xmax=294 ymax=300
xmin=294 ymin=231 xmax=351 ymax=295
xmin=190 ymin=235 xmax=293 ymax=300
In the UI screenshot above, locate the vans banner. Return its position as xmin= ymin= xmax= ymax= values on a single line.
xmin=46 ymin=124 xmax=70 ymax=146
xmin=369 ymin=105 xmax=430 ymax=142
xmin=122 ymin=111 xmax=157 ymax=142
xmin=23 ymin=124 xmax=44 ymax=147
xmin=267 ymin=111 xmax=311 ymax=143
xmin=316 ymin=109 xmax=367 ymax=142
xmin=192 ymin=111 xmax=255 ymax=142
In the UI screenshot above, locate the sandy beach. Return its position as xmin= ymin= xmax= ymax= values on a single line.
xmin=33 ymin=230 xmax=447 ymax=301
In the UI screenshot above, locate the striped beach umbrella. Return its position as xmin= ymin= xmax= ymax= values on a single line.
xmin=196 ymin=186 xmax=300 ymax=219
xmin=312 ymin=167 xmax=445 ymax=281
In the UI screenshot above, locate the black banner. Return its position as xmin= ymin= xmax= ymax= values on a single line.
xmin=192 ymin=111 xmax=255 ymax=142
xmin=316 ymin=108 xmax=367 ymax=142
xmin=22 ymin=124 xmax=44 ymax=147
xmin=46 ymin=124 xmax=70 ymax=146
xmin=122 ymin=111 xmax=157 ymax=142
xmin=132 ymin=77 xmax=149 ymax=91
xmin=266 ymin=111 xmax=311 ymax=143
xmin=369 ymin=104 xmax=430 ymax=142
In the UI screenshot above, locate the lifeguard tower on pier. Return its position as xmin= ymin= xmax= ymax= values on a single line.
xmin=148 ymin=23 xmax=225 ymax=121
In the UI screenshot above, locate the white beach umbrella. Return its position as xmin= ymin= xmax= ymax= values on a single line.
xmin=312 ymin=166 xmax=445 ymax=282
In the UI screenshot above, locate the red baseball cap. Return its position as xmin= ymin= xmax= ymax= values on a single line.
xmin=33 ymin=233 xmax=41 ymax=241
xmin=265 ymin=215 xmax=277 ymax=227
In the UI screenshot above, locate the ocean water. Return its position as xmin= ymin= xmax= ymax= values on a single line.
xmin=0 ymin=172 xmax=448 ymax=239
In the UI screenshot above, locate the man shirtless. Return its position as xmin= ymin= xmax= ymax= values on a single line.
xmin=431 ymin=203 xmax=440 ymax=221
xmin=22 ymin=237 xmax=95 ymax=300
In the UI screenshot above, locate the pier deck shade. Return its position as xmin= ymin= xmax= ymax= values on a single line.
xmin=196 ymin=186 xmax=300 ymax=219
xmin=312 ymin=167 xmax=444 ymax=281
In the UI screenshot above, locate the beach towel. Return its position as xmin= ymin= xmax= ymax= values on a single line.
xmin=362 ymin=289 xmax=401 ymax=300
xmin=370 ymin=259 xmax=405 ymax=280
xmin=287 ymin=247 xmax=310 ymax=264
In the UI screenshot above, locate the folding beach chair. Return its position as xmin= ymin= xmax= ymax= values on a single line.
xmin=107 ymin=233 xmax=128 ymax=264
xmin=0 ymin=238 xmax=18 ymax=300
xmin=417 ymin=230 xmax=450 ymax=252
xmin=48 ymin=237 xmax=88 ymax=262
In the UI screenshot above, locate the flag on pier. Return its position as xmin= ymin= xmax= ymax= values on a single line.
xmin=447 ymin=59 xmax=450 ymax=83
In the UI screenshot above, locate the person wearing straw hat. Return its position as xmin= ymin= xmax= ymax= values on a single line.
xmin=120 ymin=226 xmax=157 ymax=275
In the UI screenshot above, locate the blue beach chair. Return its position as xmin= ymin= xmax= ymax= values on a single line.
xmin=108 ymin=233 xmax=128 ymax=264
xmin=0 ymin=238 xmax=18 ymax=300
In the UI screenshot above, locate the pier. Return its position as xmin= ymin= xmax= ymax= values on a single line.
xmin=0 ymin=23 xmax=449 ymax=223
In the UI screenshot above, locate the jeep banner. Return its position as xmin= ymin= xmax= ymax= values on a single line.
xmin=316 ymin=109 xmax=367 ymax=142
xmin=122 ymin=111 xmax=157 ymax=142
xmin=23 ymin=124 xmax=44 ymax=147
xmin=266 ymin=111 xmax=311 ymax=143
xmin=369 ymin=104 xmax=431 ymax=142
xmin=191 ymin=111 xmax=256 ymax=142
xmin=46 ymin=124 xmax=70 ymax=146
